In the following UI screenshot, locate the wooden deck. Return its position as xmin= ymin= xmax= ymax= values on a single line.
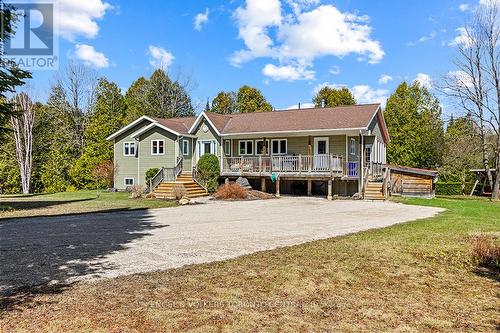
xmin=221 ymin=155 xmax=359 ymax=179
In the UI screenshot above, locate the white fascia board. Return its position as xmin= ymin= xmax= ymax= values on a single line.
xmin=106 ymin=115 xmax=156 ymax=141
xmin=130 ymin=122 xmax=182 ymax=138
xmin=220 ymin=127 xmax=368 ymax=139
xmin=188 ymin=112 xmax=222 ymax=136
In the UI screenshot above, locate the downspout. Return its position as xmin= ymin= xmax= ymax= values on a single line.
xmin=359 ymin=130 xmax=364 ymax=194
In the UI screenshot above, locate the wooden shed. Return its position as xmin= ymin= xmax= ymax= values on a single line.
xmin=386 ymin=165 xmax=438 ymax=198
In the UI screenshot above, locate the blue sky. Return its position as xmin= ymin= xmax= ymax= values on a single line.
xmin=25 ymin=0 xmax=489 ymax=115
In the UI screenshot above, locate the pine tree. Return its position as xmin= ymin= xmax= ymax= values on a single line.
xmin=385 ymin=82 xmax=445 ymax=169
xmin=70 ymin=78 xmax=126 ymax=189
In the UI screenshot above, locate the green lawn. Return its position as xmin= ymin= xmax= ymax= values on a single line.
xmin=0 ymin=190 xmax=176 ymax=219
xmin=1 ymin=197 xmax=499 ymax=332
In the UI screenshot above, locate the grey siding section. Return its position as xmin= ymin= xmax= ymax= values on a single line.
xmin=193 ymin=118 xmax=222 ymax=166
xmin=114 ymin=119 xmax=152 ymax=190
xmin=137 ymin=127 xmax=178 ymax=186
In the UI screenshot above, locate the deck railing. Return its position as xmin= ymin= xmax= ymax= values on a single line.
xmin=223 ymin=155 xmax=344 ymax=176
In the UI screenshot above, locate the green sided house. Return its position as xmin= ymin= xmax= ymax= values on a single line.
xmin=106 ymin=103 xmax=390 ymax=200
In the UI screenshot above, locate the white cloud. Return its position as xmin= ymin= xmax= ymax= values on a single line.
xmin=351 ymin=85 xmax=389 ymax=105
xmin=194 ymin=8 xmax=210 ymax=31
xmin=231 ymin=0 xmax=282 ymax=65
xmin=479 ymin=0 xmax=500 ymax=7
xmin=458 ymin=4 xmax=470 ymax=11
xmin=278 ymin=5 xmax=384 ymax=64
xmin=262 ymin=63 xmax=315 ymax=81
xmin=231 ymin=1 xmax=384 ymax=81
xmin=329 ymin=65 xmax=340 ymax=75
xmin=414 ymin=73 xmax=433 ymax=89
xmin=313 ymin=82 xmax=388 ymax=106
xmin=148 ymin=45 xmax=175 ymax=69
xmin=447 ymin=70 xmax=474 ymax=88
xmin=378 ymin=74 xmax=393 ymax=84
xmin=74 ymin=44 xmax=109 ymax=68
xmin=58 ymin=0 xmax=111 ymax=41
xmin=449 ymin=27 xmax=474 ymax=47
xmin=407 ymin=31 xmax=436 ymax=46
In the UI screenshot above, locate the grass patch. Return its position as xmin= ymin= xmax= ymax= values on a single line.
xmin=1 ymin=197 xmax=499 ymax=332
xmin=0 ymin=190 xmax=176 ymax=219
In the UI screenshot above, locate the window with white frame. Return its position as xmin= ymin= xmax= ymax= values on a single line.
xmin=271 ymin=139 xmax=287 ymax=155
xmin=239 ymin=140 xmax=253 ymax=155
xmin=350 ymin=138 xmax=356 ymax=155
xmin=123 ymin=142 xmax=136 ymax=156
xmin=124 ymin=177 xmax=134 ymax=186
xmin=224 ymin=140 xmax=231 ymax=156
xmin=182 ymin=139 xmax=189 ymax=156
xmin=151 ymin=139 xmax=165 ymax=155
xmin=255 ymin=140 xmax=269 ymax=155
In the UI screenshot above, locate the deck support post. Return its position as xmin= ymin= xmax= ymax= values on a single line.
xmin=276 ymin=177 xmax=281 ymax=197
xmin=261 ymin=177 xmax=266 ymax=192
xmin=225 ymin=178 xmax=230 ymax=185
xmin=307 ymin=179 xmax=312 ymax=196
xmin=327 ymin=180 xmax=333 ymax=200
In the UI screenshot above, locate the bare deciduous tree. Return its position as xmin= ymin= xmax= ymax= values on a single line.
xmin=443 ymin=0 xmax=500 ymax=199
xmin=55 ymin=61 xmax=97 ymax=152
xmin=10 ymin=92 xmax=35 ymax=194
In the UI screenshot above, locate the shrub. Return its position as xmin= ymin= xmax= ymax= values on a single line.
xmin=128 ymin=185 xmax=145 ymax=199
xmin=92 ymin=160 xmax=115 ymax=188
xmin=214 ymin=183 xmax=247 ymax=200
xmin=435 ymin=182 xmax=475 ymax=195
xmin=196 ymin=154 xmax=220 ymax=193
xmin=145 ymin=168 xmax=160 ymax=183
xmin=172 ymin=185 xmax=187 ymax=200
xmin=471 ymin=234 xmax=500 ymax=271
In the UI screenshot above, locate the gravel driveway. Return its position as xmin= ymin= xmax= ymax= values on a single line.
xmin=0 ymin=197 xmax=443 ymax=295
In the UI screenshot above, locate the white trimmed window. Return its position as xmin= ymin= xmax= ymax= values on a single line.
xmin=123 ymin=142 xmax=136 ymax=156
xmin=255 ymin=140 xmax=269 ymax=155
xmin=182 ymin=139 xmax=189 ymax=156
xmin=350 ymin=138 xmax=356 ymax=155
xmin=271 ymin=139 xmax=287 ymax=155
xmin=239 ymin=140 xmax=253 ymax=155
xmin=124 ymin=177 xmax=134 ymax=186
xmin=151 ymin=139 xmax=165 ymax=155
xmin=224 ymin=140 xmax=231 ymax=156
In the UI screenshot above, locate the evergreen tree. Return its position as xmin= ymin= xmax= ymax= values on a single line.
xmin=71 ymin=78 xmax=126 ymax=189
xmin=124 ymin=77 xmax=148 ymax=123
xmin=211 ymin=91 xmax=237 ymax=114
xmin=205 ymin=98 xmax=210 ymax=112
xmin=39 ymin=85 xmax=80 ymax=192
xmin=124 ymin=69 xmax=194 ymax=121
xmin=0 ymin=1 xmax=32 ymax=139
xmin=385 ymin=82 xmax=445 ymax=169
xmin=312 ymin=87 xmax=356 ymax=107
xmin=236 ymin=85 xmax=272 ymax=113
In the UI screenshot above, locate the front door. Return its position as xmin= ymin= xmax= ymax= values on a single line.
xmin=313 ymin=137 xmax=329 ymax=170
xmin=198 ymin=140 xmax=217 ymax=157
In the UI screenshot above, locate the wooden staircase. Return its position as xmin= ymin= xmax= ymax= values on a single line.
xmin=153 ymin=172 xmax=208 ymax=199
xmin=364 ymin=180 xmax=385 ymax=200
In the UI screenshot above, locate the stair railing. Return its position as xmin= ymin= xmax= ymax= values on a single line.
xmin=174 ymin=156 xmax=183 ymax=180
xmin=361 ymin=166 xmax=370 ymax=199
xmin=148 ymin=167 xmax=165 ymax=193
xmin=382 ymin=166 xmax=391 ymax=199
xmin=192 ymin=166 xmax=208 ymax=192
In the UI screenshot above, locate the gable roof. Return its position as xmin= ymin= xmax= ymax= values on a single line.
xmin=106 ymin=115 xmax=196 ymax=141
xmin=108 ymin=104 xmax=390 ymax=143
xmin=202 ymin=104 xmax=381 ymax=135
